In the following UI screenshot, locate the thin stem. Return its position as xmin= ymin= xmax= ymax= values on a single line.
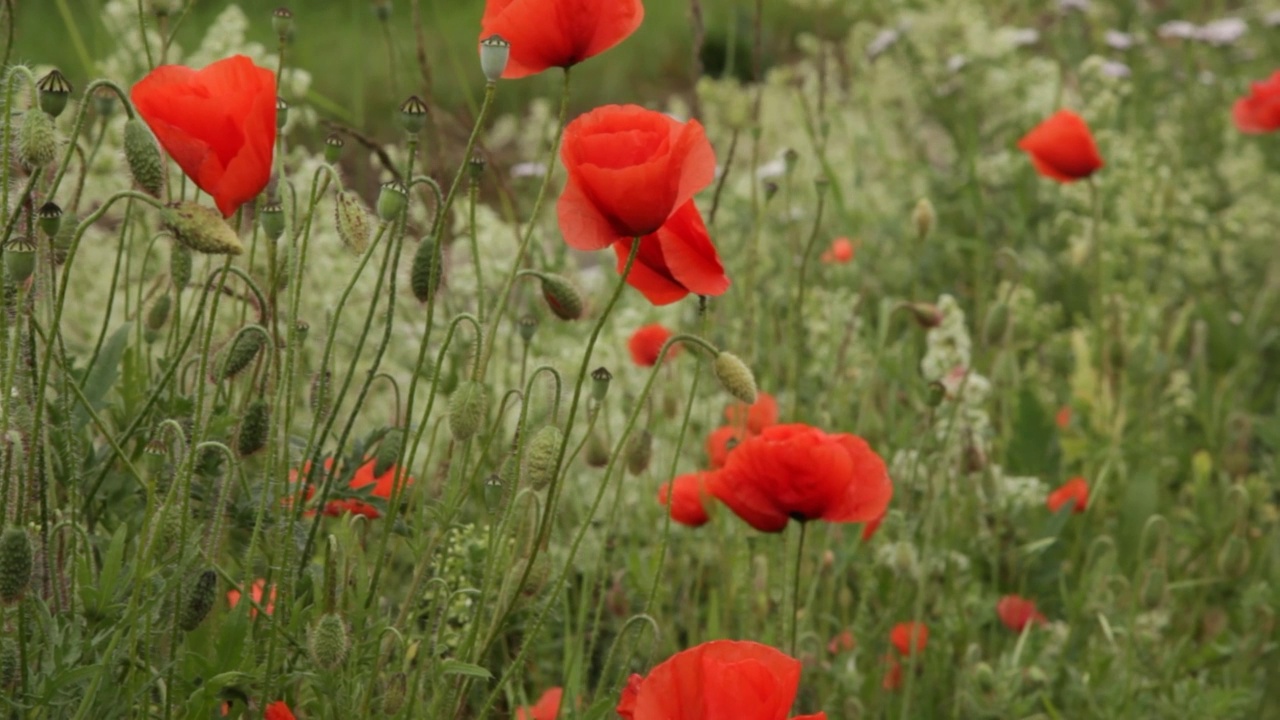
xmin=787 ymin=189 xmax=827 ymax=418
xmin=790 ymin=522 xmax=808 ymax=656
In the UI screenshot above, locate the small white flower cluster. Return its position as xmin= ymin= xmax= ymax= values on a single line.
xmin=1156 ymin=17 xmax=1247 ymax=46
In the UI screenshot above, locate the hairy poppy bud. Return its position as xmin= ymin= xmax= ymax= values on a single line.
xmin=480 ymin=35 xmax=511 ymax=83
xmin=146 ymin=294 xmax=172 ymax=332
xmin=409 ymin=239 xmax=443 ymax=303
xmin=539 ymin=273 xmax=584 ymax=320
xmin=381 ymin=672 xmax=408 ymax=715
xmin=713 ymin=352 xmax=757 ymax=404
xmin=271 ymin=7 xmax=293 ymax=39
xmin=37 ymin=201 xmax=62 ymax=238
xmin=219 ymin=331 xmax=265 ymax=380
xmin=237 ymin=400 xmax=270 ymax=456
xmin=517 ymin=316 xmax=537 ymax=344
xmin=590 ymin=367 xmax=612 ymax=403
xmin=37 ymin=69 xmax=72 ymax=118
xmin=0 ymin=639 xmax=17 ymax=689
xmin=324 ymin=133 xmax=344 ymax=164
xmin=169 ymin=243 xmax=192 ymax=291
xmin=18 ymin=110 xmax=57 ymax=168
xmin=4 ymin=238 xmax=36 ymax=284
xmin=912 ymin=198 xmax=935 ymax=241
xmin=399 ymin=95 xmax=428 ymax=134
xmin=309 ymin=613 xmax=350 ymax=670
xmin=275 ymin=97 xmax=289 ymax=130
xmin=0 ymin=528 xmax=33 ymax=604
xmin=373 ymin=428 xmax=405 ymax=477
xmin=377 ymin=181 xmax=407 ymax=222
xmin=179 ymin=569 xmax=218 ymax=631
xmin=260 ymin=201 xmax=285 ymax=241
xmin=524 ymin=425 xmax=563 ymax=491
xmin=585 ymin=430 xmax=609 ymax=467
xmin=163 ymin=202 xmax=244 ymax=255
xmin=124 ymin=118 xmax=165 ymax=197
xmin=310 ymin=369 xmax=332 ymax=420
xmin=335 ymin=191 xmax=372 ymax=255
xmin=626 ymin=430 xmax=653 ymax=476
xmin=448 ymin=381 xmax=488 ymax=442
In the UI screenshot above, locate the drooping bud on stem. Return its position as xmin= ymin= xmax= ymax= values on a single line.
xmin=125 ymin=119 xmax=165 ymax=197
xmin=334 ymin=191 xmax=372 ymax=255
xmin=179 ymin=569 xmax=218 ymax=631
xmin=170 ymin=242 xmax=193 ymax=289
xmin=448 ymin=381 xmax=488 ymax=442
xmin=713 ymin=352 xmax=757 ymax=404
xmin=538 ymin=273 xmax=584 ymax=320
xmin=236 ymin=400 xmax=271 ymax=456
xmin=18 ymin=110 xmax=57 ymax=168
xmin=373 ymin=429 xmax=405 ymax=477
xmin=626 ymin=430 xmax=653 ymax=475
xmin=218 ymin=330 xmax=266 ymax=381
xmin=409 ymin=239 xmax=443 ymax=303
xmin=308 ymin=613 xmax=350 ymax=670
xmin=524 ymin=426 xmax=563 ymax=491
xmin=162 ymin=202 xmax=244 ymax=255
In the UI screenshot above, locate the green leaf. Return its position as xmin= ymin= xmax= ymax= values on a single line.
xmin=440 ymin=660 xmax=493 ymax=680
xmin=73 ymin=322 xmax=133 ymax=432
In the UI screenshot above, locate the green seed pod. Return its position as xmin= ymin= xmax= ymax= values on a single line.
xmin=179 ymin=569 xmax=218 ymax=631
xmin=467 ymin=154 xmax=486 ymax=183
xmin=524 ymin=426 xmax=563 ymax=491
xmin=479 ymin=35 xmax=511 ymax=83
xmin=146 ymin=294 xmax=172 ymax=332
xmin=271 ymin=7 xmax=294 ymax=40
xmin=37 ymin=201 xmax=62 ymax=238
xmin=170 ymin=242 xmax=193 ymax=289
xmin=308 ymin=613 xmax=350 ymax=670
xmin=376 ymin=181 xmax=407 ymax=222
xmin=334 ymin=191 xmax=372 ymax=255
xmin=539 ymin=273 xmax=584 ymax=320
xmin=517 ymin=316 xmax=537 ymax=344
xmin=373 ymin=428 xmax=405 ymax=477
xmin=4 ymin=238 xmax=37 ymax=284
xmin=236 ymin=400 xmax=271 ymax=456
xmin=310 ymin=370 xmax=333 ymax=421
xmin=124 ymin=119 xmax=165 ymax=197
xmin=585 ymin=430 xmax=609 ymax=468
xmin=399 ymin=95 xmax=428 ymax=134
xmin=0 ymin=529 xmax=33 ymax=604
xmin=260 ymin=201 xmax=285 ymax=241
xmin=51 ymin=210 xmax=77 ymax=264
xmin=219 ymin=331 xmax=265 ymax=380
xmin=626 ymin=430 xmax=653 ymax=476
xmin=275 ymin=96 xmax=289 ymax=130
xmin=18 ymin=110 xmax=57 ymax=168
xmin=381 ymin=672 xmax=408 ymax=715
xmin=590 ymin=367 xmax=612 ymax=403
xmin=448 ymin=381 xmax=488 ymax=442
xmin=152 ymin=503 xmax=185 ymax=552
xmin=324 ymin=133 xmax=344 ymax=164
xmin=37 ymin=69 xmax=72 ymax=118
xmin=713 ymin=352 xmax=757 ymax=404
xmin=163 ymin=202 xmax=244 ymax=256
xmin=409 ymin=238 xmax=443 ymax=303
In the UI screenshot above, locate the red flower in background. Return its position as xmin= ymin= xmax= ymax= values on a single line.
xmin=516 ymin=687 xmax=563 ymax=720
xmin=705 ymin=425 xmax=747 ymax=469
xmin=725 ymin=392 xmax=778 ymax=435
xmin=820 ymin=237 xmax=856 ymax=264
xmin=226 ymin=578 xmax=276 ymax=617
xmin=1055 ymin=405 xmax=1072 ymax=430
xmin=1233 ymin=71 xmax=1280 ymax=133
xmin=264 ymin=702 xmax=295 ymax=720
xmin=611 ymin=201 xmax=729 ymax=305
xmin=628 ymin=324 xmax=677 ymax=366
xmin=1047 ymin=476 xmax=1089 ymax=514
xmin=827 ymin=630 xmax=856 ymax=655
xmin=1017 ymin=110 xmax=1103 ymax=183
xmin=287 ymin=457 xmax=414 ymax=520
xmin=997 ymin=595 xmax=1047 ymax=633
xmin=707 ymin=424 xmax=893 ymax=533
xmin=890 ymin=622 xmax=929 ymax=656
xmin=658 ymin=472 xmax=711 ymax=527
xmin=480 ymin=0 xmax=644 ymax=79
xmin=131 ymin=55 xmax=276 ymax=217
xmin=616 ymin=640 xmax=826 ymax=720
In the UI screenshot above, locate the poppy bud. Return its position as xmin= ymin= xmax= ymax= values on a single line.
xmin=590 ymin=367 xmax=612 ymax=403
xmin=324 ymin=133 xmax=344 ymax=164
xmin=218 ymin=331 xmax=265 ymax=380
xmin=0 ymin=639 xmax=17 ymax=689
xmin=377 ymin=181 xmax=408 ymax=222
xmin=517 ymin=316 xmax=537 ymax=344
xmin=178 ymin=569 xmax=218 ymax=631
xmin=36 ymin=69 xmax=72 ymax=118
xmin=409 ymin=239 xmax=443 ymax=303
xmin=271 ymin=7 xmax=294 ymax=39
xmin=236 ymin=400 xmax=271 ymax=456
xmin=713 ymin=352 xmax=757 ymax=404
xmin=626 ymin=430 xmax=653 ymax=475
xmin=4 ymin=238 xmax=36 ymax=284
xmin=51 ymin=211 xmax=76 ymax=264
xmin=0 ymin=528 xmax=33 ymax=604
xmin=373 ymin=428 xmax=405 ymax=477
xmin=381 ymin=672 xmax=408 ymax=715
xmin=259 ymin=201 xmax=285 ymax=241
xmin=448 ymin=380 xmax=488 ymax=442
xmin=146 ymin=294 xmax=172 ymax=332
xmin=524 ymin=425 xmax=563 ymax=491
xmin=479 ymin=35 xmax=511 ymax=83
xmin=275 ymin=97 xmax=289 ymax=130
xmin=399 ymin=96 xmax=428 ymax=135
xmin=972 ymin=663 xmax=997 ymax=694
xmin=93 ymin=86 xmax=116 ymax=117
xmin=308 ymin=613 xmax=350 ymax=670
xmin=538 ymin=273 xmax=584 ymax=320
xmin=162 ymin=202 xmax=245 ymax=256
xmin=1216 ymin=534 xmax=1251 ymax=579
xmin=124 ymin=118 xmax=165 ymax=198
xmin=169 ymin=242 xmax=192 ymax=290
xmin=37 ymin=201 xmax=62 ymax=238
xmin=334 ymin=190 xmax=372 ymax=255
xmin=900 ymin=302 xmax=942 ymax=328
xmin=912 ymin=198 xmax=935 ymax=241
xmin=585 ymin=430 xmax=610 ymax=467
xmin=18 ymin=110 xmax=57 ymax=168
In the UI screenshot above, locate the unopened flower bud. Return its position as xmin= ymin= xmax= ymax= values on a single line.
xmin=901 ymin=302 xmax=943 ymax=328
xmin=308 ymin=613 xmax=350 ymax=670
xmin=125 ymin=118 xmax=165 ymax=197
xmin=399 ymin=95 xmax=428 ymax=134
xmin=37 ymin=69 xmax=72 ymax=118
xmin=334 ymin=191 xmax=372 ymax=255
xmin=259 ymin=201 xmax=285 ymax=241
xmin=524 ymin=426 xmax=563 ymax=491
xmin=170 ymin=242 xmax=193 ymax=289
xmin=912 ymin=198 xmax=936 ymax=241
xmin=18 ymin=110 xmax=57 ymax=168
xmin=585 ymin=430 xmax=609 ymax=467
xmin=713 ymin=352 xmax=757 ymax=404
xmin=539 ymin=273 xmax=584 ymax=320
xmin=626 ymin=430 xmax=653 ymax=476
xmin=236 ymin=400 xmax=271 ymax=456
xmin=179 ymin=569 xmax=218 ymax=631
xmin=218 ymin=330 xmax=265 ymax=380
xmin=275 ymin=97 xmax=289 ymax=130
xmin=93 ymin=87 xmax=116 ymax=117
xmin=590 ymin=367 xmax=612 ymax=403
xmin=146 ymin=294 xmax=172 ymax=331
xmin=324 ymin=133 xmax=344 ymax=164
xmin=4 ymin=238 xmax=36 ymax=284
xmin=162 ymin=202 xmax=244 ymax=255
xmin=480 ymin=35 xmax=511 ymax=82
xmin=517 ymin=316 xmax=537 ymax=344
xmin=0 ymin=528 xmax=33 ymax=604
xmin=448 ymin=380 xmax=488 ymax=442
xmin=271 ymin=7 xmax=294 ymax=39
xmin=373 ymin=428 xmax=405 ymax=477
xmin=376 ymin=181 xmax=407 ymax=221
xmin=37 ymin=202 xmax=62 ymax=238
xmin=0 ymin=639 xmax=17 ymax=689
xmin=381 ymin=672 xmax=408 ymax=715
xmin=409 ymin=239 xmax=443 ymax=302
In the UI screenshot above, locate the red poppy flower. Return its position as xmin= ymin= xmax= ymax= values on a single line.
xmin=226 ymin=578 xmax=276 ymax=617
xmin=861 ymin=509 xmax=885 ymax=542
xmin=820 ymin=237 xmax=856 ymax=264
xmin=827 ymin=630 xmax=855 ymax=655
xmin=131 ymin=55 xmax=276 ymax=218
xmin=1233 ymin=71 xmax=1280 ymax=133
xmin=480 ymin=0 xmax=644 ymax=79
xmin=882 ymin=656 xmax=904 ymax=691
xmin=725 ymin=392 xmax=778 ymax=435
xmin=1055 ymin=405 xmax=1072 ymax=430
xmin=1047 ymin=476 xmax=1089 ymax=513
xmin=890 ymin=622 xmax=928 ymax=656
xmin=322 ymin=498 xmax=381 ymax=519
xmin=706 ymin=424 xmax=893 ymax=533
xmin=264 ymin=701 xmax=295 ymax=720
xmin=706 ymin=425 xmax=747 ymax=469
xmin=1016 ymin=110 xmax=1103 ymax=183
xmin=287 ymin=457 xmax=414 ymax=519
xmin=628 ymin=324 xmax=677 ymax=366
xmin=658 ymin=472 xmax=711 ymax=527
xmin=558 ymin=105 xmax=716 ymax=249
xmin=349 ymin=458 xmax=414 ymax=500
xmin=996 ymin=595 xmax=1047 ymax=633
xmin=611 ymin=201 xmax=730 ymax=305
xmin=616 ymin=640 xmax=826 ymax=720
xmin=516 ymin=687 xmax=563 ymax=720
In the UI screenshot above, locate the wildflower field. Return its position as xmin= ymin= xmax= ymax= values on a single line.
xmin=2 ymin=0 xmax=1280 ymax=718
